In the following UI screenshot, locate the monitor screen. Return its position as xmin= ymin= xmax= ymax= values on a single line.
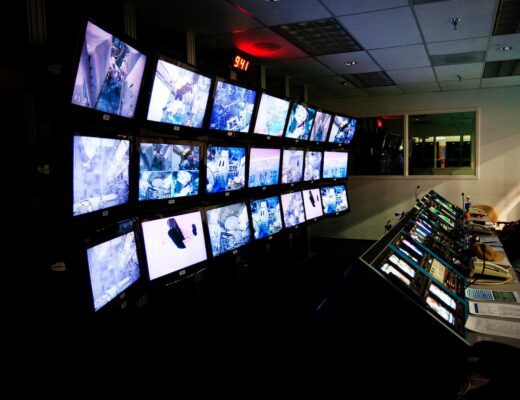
xmin=309 ymin=111 xmax=332 ymax=142
xmin=71 ymin=21 xmax=147 ymax=118
xmin=321 ymin=185 xmax=349 ymax=214
xmin=302 ymin=188 xmax=323 ymax=220
xmin=284 ymin=103 xmax=316 ymax=140
xmin=208 ymin=80 xmax=257 ymax=133
xmin=86 ymin=222 xmax=141 ymax=312
xmin=303 ymin=151 xmax=322 ymax=182
xmin=206 ymin=145 xmax=246 ymax=193
xmin=281 ymin=149 xmax=304 ymax=184
xmin=73 ymin=135 xmax=130 ymax=216
xmin=147 ymin=59 xmax=212 ymax=128
xmin=206 ymin=202 xmax=252 ymax=257
xmin=248 ymin=147 xmax=281 ymax=188
xmin=250 ymin=196 xmax=283 ymax=240
xmin=281 ymin=191 xmax=306 ymax=228
xmin=141 ymin=211 xmax=207 ymax=281
xmin=323 ymin=151 xmax=349 ymax=179
xmin=253 ymin=93 xmax=290 ymax=137
xmin=138 ymin=142 xmax=200 ymax=201
xmin=328 ymin=115 xmax=357 ymax=145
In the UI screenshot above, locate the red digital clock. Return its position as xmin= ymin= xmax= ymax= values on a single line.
xmin=232 ymin=54 xmax=250 ymax=72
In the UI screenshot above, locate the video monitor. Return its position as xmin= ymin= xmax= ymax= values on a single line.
xmin=284 ymin=103 xmax=316 ymax=141
xmin=281 ymin=191 xmax=306 ymax=228
xmin=73 ymin=135 xmax=130 ymax=217
xmin=138 ymin=141 xmax=200 ymax=201
xmin=208 ymin=80 xmax=257 ymax=133
xmin=328 ymin=115 xmax=357 ymax=145
xmin=322 ymin=151 xmax=349 ymax=179
xmin=147 ymin=58 xmax=212 ymax=128
xmin=321 ymin=184 xmax=349 ymax=214
xmin=426 ymin=295 xmax=455 ymax=325
xmin=381 ymin=263 xmax=411 ymax=286
xmin=304 ymin=151 xmax=322 ymax=182
xmin=250 ymin=196 xmax=283 ymax=240
xmin=309 ymin=111 xmax=332 ymax=142
xmin=71 ymin=21 xmax=147 ymax=118
xmin=302 ymin=188 xmax=323 ymax=220
xmin=206 ymin=145 xmax=246 ymax=194
xmin=86 ymin=220 xmax=141 ymax=312
xmin=141 ymin=211 xmax=207 ymax=281
xmin=206 ymin=202 xmax=252 ymax=257
xmin=248 ymin=147 xmax=281 ymax=188
xmin=253 ymin=93 xmax=290 ymax=137
xmin=281 ymin=149 xmax=304 ymax=184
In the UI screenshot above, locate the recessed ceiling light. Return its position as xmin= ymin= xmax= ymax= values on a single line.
xmin=264 ymin=0 xmax=282 ymax=2
xmin=344 ymin=61 xmax=358 ymax=66
xmin=496 ymin=46 xmax=513 ymax=51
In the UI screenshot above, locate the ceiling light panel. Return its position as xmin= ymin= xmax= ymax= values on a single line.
xmin=344 ymin=71 xmax=395 ymax=88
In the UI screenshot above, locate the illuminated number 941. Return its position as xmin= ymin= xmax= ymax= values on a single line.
xmin=233 ymin=55 xmax=250 ymax=72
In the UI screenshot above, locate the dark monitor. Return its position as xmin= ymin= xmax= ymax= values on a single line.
xmin=206 ymin=202 xmax=252 ymax=257
xmin=206 ymin=145 xmax=247 ymax=194
xmin=284 ymin=103 xmax=316 ymax=141
xmin=302 ymin=188 xmax=323 ymax=220
xmin=281 ymin=149 xmax=304 ymax=184
xmin=208 ymin=80 xmax=257 ymax=133
xmin=303 ymin=151 xmax=322 ymax=182
xmin=71 ymin=21 xmax=147 ymax=118
xmin=147 ymin=57 xmax=212 ymax=128
xmin=85 ymin=219 xmax=141 ymax=312
xmin=253 ymin=93 xmax=290 ymax=137
xmin=309 ymin=111 xmax=332 ymax=142
xmin=321 ymin=184 xmax=349 ymax=214
xmin=328 ymin=115 xmax=357 ymax=145
xmin=73 ymin=134 xmax=130 ymax=217
xmin=281 ymin=191 xmax=306 ymax=228
xmin=323 ymin=151 xmax=349 ymax=179
xmin=141 ymin=210 xmax=207 ymax=281
xmin=138 ymin=140 xmax=200 ymax=202
xmin=248 ymin=147 xmax=281 ymax=188
xmin=250 ymin=196 xmax=283 ymax=240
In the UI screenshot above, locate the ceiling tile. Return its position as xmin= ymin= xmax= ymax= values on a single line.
xmin=486 ymin=33 xmax=520 ymax=61
xmin=399 ymin=82 xmax=441 ymax=93
xmin=364 ymin=86 xmax=404 ymax=96
xmin=370 ymin=44 xmax=430 ymax=70
xmin=337 ymin=7 xmax=422 ymax=50
xmin=439 ymin=79 xmax=481 ymax=90
xmin=427 ymin=37 xmax=489 ymax=55
xmin=434 ymin=62 xmax=484 ymax=81
xmin=414 ymin=0 xmax=497 ymax=43
xmin=320 ymin=0 xmax=409 ymax=16
xmin=315 ymin=51 xmax=381 ymax=74
xmin=387 ymin=67 xmax=436 ymax=84
xmin=297 ymin=75 xmax=347 ymax=86
xmin=268 ymin=57 xmax=335 ymax=77
xmin=481 ymin=76 xmax=520 ymax=88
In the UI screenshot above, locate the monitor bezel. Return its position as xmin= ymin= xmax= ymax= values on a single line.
xmin=301 ymin=187 xmax=324 ymax=223
xmin=308 ymin=109 xmax=333 ymax=144
xmin=283 ymin=101 xmax=317 ymax=143
xmin=320 ymin=183 xmax=351 ymax=217
xmin=280 ymin=147 xmax=306 ymax=188
xmin=247 ymin=145 xmax=282 ymax=193
xmin=280 ymin=190 xmax=307 ymax=231
xmin=321 ymin=150 xmax=350 ymax=181
xmin=250 ymin=90 xmax=292 ymax=142
xmin=248 ymin=194 xmax=284 ymax=242
xmin=303 ymin=149 xmax=323 ymax=184
xmin=328 ymin=113 xmax=358 ymax=146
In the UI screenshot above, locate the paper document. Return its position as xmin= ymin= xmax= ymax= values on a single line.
xmin=465 ymin=288 xmax=520 ymax=302
xmin=469 ymin=301 xmax=520 ymax=319
xmin=465 ymin=316 xmax=520 ymax=340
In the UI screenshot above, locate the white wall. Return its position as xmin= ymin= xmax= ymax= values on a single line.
xmin=311 ymin=86 xmax=520 ymax=240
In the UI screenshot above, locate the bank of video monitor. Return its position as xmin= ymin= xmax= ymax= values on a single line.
xmin=328 ymin=115 xmax=357 ymax=145
xmin=206 ymin=145 xmax=247 ymax=194
xmin=320 ymin=185 xmax=349 ymax=214
xmin=250 ymin=196 xmax=283 ymax=240
xmin=303 ymin=151 xmax=322 ymax=182
xmin=426 ymin=295 xmax=455 ymax=325
xmin=309 ymin=111 xmax=332 ymax=142
xmin=281 ymin=191 xmax=306 ymax=228
xmin=281 ymin=149 xmax=304 ymax=184
xmin=322 ymin=151 xmax=349 ymax=179
xmin=248 ymin=147 xmax=281 ymax=188
xmin=302 ymin=188 xmax=323 ymax=221
xmin=284 ymin=103 xmax=316 ymax=141
xmin=253 ymin=93 xmax=290 ymax=137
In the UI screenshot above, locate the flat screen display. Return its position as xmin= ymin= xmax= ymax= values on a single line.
xmin=71 ymin=21 xmax=146 ymax=118
xmin=304 ymin=151 xmax=322 ymax=182
xmin=141 ymin=211 xmax=207 ymax=281
xmin=322 ymin=151 xmax=349 ymax=179
xmin=248 ymin=147 xmax=281 ymax=188
xmin=302 ymin=188 xmax=323 ymax=220
xmin=147 ymin=59 xmax=212 ymax=128
xmin=309 ymin=111 xmax=332 ymax=142
xmin=139 ymin=142 xmax=200 ymax=201
xmin=206 ymin=145 xmax=246 ymax=193
xmin=253 ymin=93 xmax=290 ymax=137
xmin=73 ymin=135 xmax=130 ymax=216
xmin=208 ymin=80 xmax=257 ymax=133
xmin=250 ymin=196 xmax=283 ymax=240
xmin=284 ymin=103 xmax=316 ymax=140
xmin=281 ymin=149 xmax=304 ymax=184
xmin=328 ymin=115 xmax=357 ymax=145
xmin=86 ymin=227 xmax=140 ymax=311
xmin=281 ymin=191 xmax=306 ymax=228
xmin=321 ymin=185 xmax=349 ymax=214
xmin=206 ymin=202 xmax=252 ymax=257
xmin=426 ymin=295 xmax=455 ymax=325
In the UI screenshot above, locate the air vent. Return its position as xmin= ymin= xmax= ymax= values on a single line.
xmin=483 ymin=59 xmax=520 ymax=77
xmin=344 ymin=71 xmax=395 ymax=88
xmin=411 ymin=0 xmax=451 ymax=4
xmin=273 ymin=18 xmax=361 ymax=56
xmin=493 ymin=0 xmax=520 ymax=35
xmin=430 ymin=51 xmax=486 ymax=66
